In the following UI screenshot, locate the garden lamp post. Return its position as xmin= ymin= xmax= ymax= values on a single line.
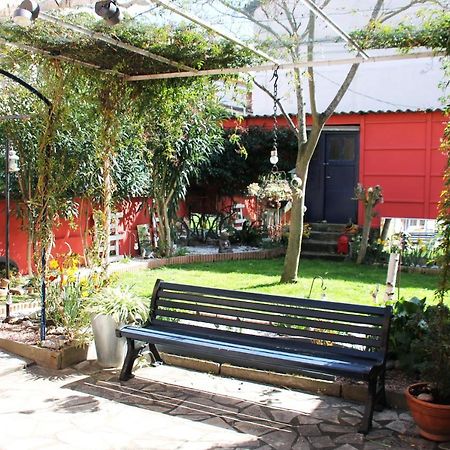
xmin=4 ymin=139 xmax=20 ymax=322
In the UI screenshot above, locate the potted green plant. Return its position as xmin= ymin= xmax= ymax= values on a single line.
xmin=88 ymin=286 xmax=148 ymax=368
xmin=404 ymin=303 xmax=450 ymax=441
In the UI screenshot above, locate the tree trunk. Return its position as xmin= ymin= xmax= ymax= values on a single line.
xmin=162 ymin=206 xmax=172 ymax=257
xmin=357 ymin=203 xmax=374 ymax=264
xmin=155 ymin=199 xmax=172 ymax=257
xmin=79 ymin=199 xmax=92 ymax=267
xmin=384 ymin=252 xmax=400 ymax=302
xmin=380 ymin=218 xmax=392 ymax=242
xmin=102 ymin=154 xmax=112 ymax=268
xmin=281 ymin=118 xmax=323 ymax=283
xmin=26 ymin=229 xmax=33 ymax=275
xmin=281 ymin=194 xmax=305 ymax=282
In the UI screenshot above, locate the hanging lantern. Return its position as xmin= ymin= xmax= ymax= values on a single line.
xmin=269 ymin=150 xmax=279 ymax=165
xmin=248 ymin=67 xmax=303 ymax=206
xmin=8 ymin=149 xmax=20 ymax=173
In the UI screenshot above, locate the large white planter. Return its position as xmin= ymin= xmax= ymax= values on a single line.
xmin=91 ymin=314 xmax=125 ymax=368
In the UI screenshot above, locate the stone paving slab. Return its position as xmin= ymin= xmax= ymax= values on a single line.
xmin=1 ymin=351 xmax=449 ymax=450
xmin=0 ymin=348 xmax=32 ymax=376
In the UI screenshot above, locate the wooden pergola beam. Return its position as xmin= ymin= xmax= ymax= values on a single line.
xmin=0 ymin=37 xmax=128 ymax=77
xmin=40 ymin=12 xmax=198 ymax=73
xmin=126 ymin=50 xmax=442 ymax=81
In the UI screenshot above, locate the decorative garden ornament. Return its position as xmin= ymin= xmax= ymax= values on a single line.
xmin=249 ymin=65 xmax=303 ymax=205
xmin=95 ymin=0 xmax=122 ymax=25
xmin=248 ymin=171 xmax=302 ymax=205
xmin=12 ymin=0 xmax=40 ymax=26
xmin=8 ymin=149 xmax=20 ymax=173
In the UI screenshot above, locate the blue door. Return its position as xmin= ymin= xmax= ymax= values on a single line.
xmin=305 ymin=131 xmax=359 ymax=224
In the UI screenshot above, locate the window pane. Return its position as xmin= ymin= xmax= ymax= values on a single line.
xmin=328 ymin=136 xmax=355 ymax=161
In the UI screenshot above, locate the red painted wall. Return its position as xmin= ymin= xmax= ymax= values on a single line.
xmin=360 ymin=111 xmax=446 ymax=224
xmin=232 ymin=111 xmax=447 ymax=226
xmin=0 ymin=198 xmax=153 ymax=274
xmin=1 ymin=111 xmax=446 ymax=273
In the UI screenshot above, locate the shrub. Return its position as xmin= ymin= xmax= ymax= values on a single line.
xmin=388 ymin=296 xmax=428 ymax=372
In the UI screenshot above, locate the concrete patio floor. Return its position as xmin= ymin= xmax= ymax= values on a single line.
xmin=0 ymin=350 xmax=449 ymax=450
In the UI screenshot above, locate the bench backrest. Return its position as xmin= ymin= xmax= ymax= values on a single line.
xmin=147 ymin=279 xmax=392 ymax=362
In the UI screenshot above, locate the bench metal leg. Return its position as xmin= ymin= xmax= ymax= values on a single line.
xmin=119 ymin=338 xmax=142 ymax=381
xmin=376 ymin=372 xmax=387 ymax=410
xmin=359 ymin=376 xmax=377 ymax=434
xmin=149 ymin=343 xmax=163 ymax=365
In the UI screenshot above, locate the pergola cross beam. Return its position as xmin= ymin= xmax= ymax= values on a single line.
xmin=0 ymin=37 xmax=128 ymax=77
xmin=40 ymin=12 xmax=197 ymax=72
xmin=126 ymin=50 xmax=441 ymax=81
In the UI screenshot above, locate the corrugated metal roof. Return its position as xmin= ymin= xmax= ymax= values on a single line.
xmin=246 ymin=108 xmax=443 ymax=118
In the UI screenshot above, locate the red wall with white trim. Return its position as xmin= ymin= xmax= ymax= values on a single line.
xmin=1 ymin=111 xmax=446 ymax=273
xmin=230 ymin=111 xmax=447 ymax=226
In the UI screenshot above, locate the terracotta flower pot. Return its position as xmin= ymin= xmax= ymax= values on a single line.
xmin=405 ymin=382 xmax=450 ymax=442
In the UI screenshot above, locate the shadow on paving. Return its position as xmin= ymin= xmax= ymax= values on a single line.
xmin=64 ymin=371 xmax=317 ymax=448
xmin=64 ymin=371 xmax=438 ymax=450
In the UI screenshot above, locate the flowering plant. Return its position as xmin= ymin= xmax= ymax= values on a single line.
xmin=248 ymin=172 xmax=302 ymax=204
xmin=46 ymin=252 xmax=110 ymax=345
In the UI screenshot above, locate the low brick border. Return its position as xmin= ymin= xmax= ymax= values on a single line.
xmin=0 ymin=299 xmax=40 ymax=318
xmin=146 ymin=247 xmax=285 ymax=269
xmin=108 ymin=248 xmax=286 ymax=274
xmin=161 ymin=353 xmax=407 ymax=411
xmin=0 ymin=339 xmax=88 ymax=370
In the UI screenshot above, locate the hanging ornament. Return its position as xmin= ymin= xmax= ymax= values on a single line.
xmin=247 ymin=67 xmax=303 ymax=205
xmin=270 ymin=66 xmax=279 ymax=168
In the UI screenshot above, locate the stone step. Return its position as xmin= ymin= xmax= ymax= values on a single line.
xmin=302 ymin=239 xmax=338 ymax=254
xmin=309 ymin=230 xmax=342 ymax=241
xmin=309 ymin=222 xmax=347 ymax=233
xmin=300 ymin=251 xmax=347 ymax=261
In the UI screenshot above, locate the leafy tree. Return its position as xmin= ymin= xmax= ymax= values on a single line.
xmin=205 ymin=0 xmax=445 ymax=282
xmin=135 ymin=79 xmax=227 ymax=256
xmin=0 ymin=60 xmax=90 ymax=273
xmin=353 ymin=9 xmax=449 ymax=302
xmin=197 ymin=126 xmax=298 ymax=195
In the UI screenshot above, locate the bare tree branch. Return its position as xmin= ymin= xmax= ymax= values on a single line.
xmin=306 ymin=9 xmax=319 ymax=120
xmin=371 ymin=0 xmax=386 ymax=20
xmin=281 ymin=0 xmax=300 ymax=34
xmin=322 ymin=63 xmax=359 ymax=120
xmin=293 ymin=67 xmax=307 ymax=143
xmin=218 ymin=0 xmax=286 ymax=46
xmin=379 ymin=0 xmax=437 ymax=22
xmin=253 ymin=77 xmax=300 ymax=136
xmin=298 ymin=0 xmax=332 ymax=43
xmin=260 ymin=2 xmax=293 ymax=36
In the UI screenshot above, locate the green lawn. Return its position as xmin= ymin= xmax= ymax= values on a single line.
xmin=116 ymin=258 xmax=443 ymax=306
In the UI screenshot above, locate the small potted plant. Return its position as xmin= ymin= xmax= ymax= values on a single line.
xmin=88 ymin=286 xmax=148 ymax=368
xmin=404 ymin=303 xmax=450 ymax=441
xmin=248 ymin=171 xmax=303 ymax=208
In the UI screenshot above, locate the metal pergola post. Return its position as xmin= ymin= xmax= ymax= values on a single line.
xmin=4 ymin=139 xmax=11 ymax=321
xmin=0 ymin=69 xmax=52 ymax=340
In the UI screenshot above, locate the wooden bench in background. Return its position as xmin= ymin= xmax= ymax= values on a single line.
xmin=117 ymin=279 xmax=392 ymax=433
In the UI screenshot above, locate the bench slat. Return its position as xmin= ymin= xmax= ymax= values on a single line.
xmin=157 ymin=291 xmax=386 ymax=326
xmin=120 ymin=325 xmax=380 ymax=379
xmin=153 ymin=311 xmax=382 ymax=348
xmin=157 ymin=299 xmax=383 ymax=337
xmin=119 ymin=279 xmax=392 ymax=435
xmin=150 ymin=321 xmax=385 ymax=361
xmin=160 ymin=282 xmax=387 ymax=316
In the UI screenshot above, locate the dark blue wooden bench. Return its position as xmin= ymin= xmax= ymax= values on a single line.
xmin=117 ymin=279 xmax=392 ymax=433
